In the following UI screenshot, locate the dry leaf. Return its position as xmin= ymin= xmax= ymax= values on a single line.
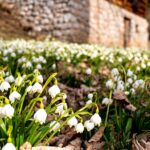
xmin=132 ymin=133 xmax=150 ymax=150
xmin=113 ymin=90 xmax=136 ymax=112
xmin=89 ymin=126 xmax=105 ymax=143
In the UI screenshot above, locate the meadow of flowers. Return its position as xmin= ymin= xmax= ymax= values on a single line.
xmin=0 ymin=40 xmax=150 ymax=150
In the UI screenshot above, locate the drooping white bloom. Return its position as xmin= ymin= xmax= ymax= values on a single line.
xmin=52 ymin=64 xmax=56 ymax=69
xmin=87 ymin=93 xmax=93 ymax=100
xmin=32 ymin=82 xmax=42 ymax=93
xmin=2 ymin=143 xmax=16 ymax=150
xmin=0 ymin=81 xmax=10 ymax=92
xmin=9 ymin=91 xmax=21 ymax=103
xmin=111 ymin=68 xmax=119 ymax=76
xmin=62 ymin=93 xmax=67 ymax=99
xmin=48 ymin=85 xmax=60 ymax=98
xmin=50 ymin=121 xmax=60 ymax=131
xmin=2 ymin=104 xmax=14 ymax=119
xmin=37 ymin=75 xmax=43 ymax=83
xmin=84 ymin=120 xmax=94 ymax=131
xmin=5 ymin=75 xmax=15 ymax=83
xmin=102 ymin=98 xmax=113 ymax=105
xmin=127 ymin=69 xmax=133 ymax=77
xmin=127 ymin=78 xmax=133 ymax=84
xmin=27 ymin=85 xmax=33 ymax=94
xmin=86 ymin=68 xmax=92 ymax=75
xmin=86 ymin=100 xmax=92 ymax=105
xmin=67 ymin=116 xmax=78 ymax=127
xmin=36 ymin=64 xmax=42 ymax=70
xmin=90 ymin=113 xmax=102 ymax=126
xmin=106 ymin=79 xmax=114 ymax=89
xmin=75 ymin=123 xmax=84 ymax=133
xmin=55 ymin=103 xmax=68 ymax=116
xmin=130 ymin=88 xmax=135 ymax=94
xmin=0 ymin=106 xmax=4 ymax=118
xmin=34 ymin=108 xmax=47 ymax=124
xmin=15 ymin=76 xmax=23 ymax=86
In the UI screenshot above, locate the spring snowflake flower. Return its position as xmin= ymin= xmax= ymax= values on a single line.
xmin=5 ymin=75 xmax=15 ymax=83
xmin=32 ymin=82 xmax=42 ymax=93
xmin=86 ymin=100 xmax=92 ymax=105
xmin=127 ymin=78 xmax=133 ymax=84
xmin=106 ymin=79 xmax=114 ymax=89
xmin=9 ymin=91 xmax=21 ymax=103
xmin=127 ymin=69 xmax=133 ymax=77
xmin=111 ymin=68 xmax=119 ymax=76
xmin=87 ymin=93 xmax=93 ymax=100
xmin=84 ymin=120 xmax=94 ymax=131
xmin=2 ymin=143 xmax=16 ymax=150
xmin=55 ymin=103 xmax=68 ymax=116
xmin=34 ymin=108 xmax=47 ymax=124
xmin=75 ymin=123 xmax=84 ymax=133
xmin=37 ymin=75 xmax=43 ymax=83
xmin=48 ymin=85 xmax=60 ymax=98
xmin=86 ymin=68 xmax=92 ymax=75
xmin=2 ymin=104 xmax=14 ymax=119
xmin=102 ymin=98 xmax=113 ymax=105
xmin=50 ymin=121 xmax=60 ymax=131
xmin=27 ymin=85 xmax=33 ymax=94
xmin=0 ymin=81 xmax=10 ymax=92
xmin=15 ymin=76 xmax=23 ymax=86
xmin=67 ymin=116 xmax=78 ymax=127
xmin=0 ymin=106 xmax=4 ymax=118
xmin=90 ymin=113 xmax=102 ymax=126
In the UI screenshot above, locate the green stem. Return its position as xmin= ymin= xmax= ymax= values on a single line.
xmin=104 ymin=90 xmax=112 ymax=127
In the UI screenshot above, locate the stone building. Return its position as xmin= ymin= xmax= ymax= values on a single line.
xmin=0 ymin=0 xmax=149 ymax=48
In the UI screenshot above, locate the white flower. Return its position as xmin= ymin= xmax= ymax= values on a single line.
xmin=2 ymin=143 xmax=16 ymax=150
xmin=75 ymin=123 xmax=84 ymax=133
xmin=127 ymin=69 xmax=133 ymax=77
xmin=34 ymin=108 xmax=47 ymax=124
xmin=0 ymin=106 xmax=4 ymax=118
xmin=48 ymin=85 xmax=60 ymax=98
xmin=9 ymin=91 xmax=21 ymax=103
xmin=50 ymin=121 xmax=60 ymax=131
xmin=63 ymin=93 xmax=67 ymax=99
xmin=5 ymin=75 xmax=15 ymax=83
xmin=27 ymin=85 xmax=33 ymax=94
xmin=36 ymin=64 xmax=42 ymax=70
xmin=141 ymin=63 xmax=146 ymax=69
xmin=37 ymin=75 xmax=43 ymax=83
xmin=86 ymin=100 xmax=92 ymax=105
xmin=84 ymin=120 xmax=94 ymax=131
xmin=90 ymin=113 xmax=102 ymax=126
xmin=130 ymin=88 xmax=135 ymax=94
xmin=52 ymin=64 xmax=56 ymax=69
xmin=86 ymin=68 xmax=92 ymax=75
xmin=116 ymin=83 xmax=124 ymax=91
xmin=67 ymin=116 xmax=78 ymax=127
xmin=87 ymin=93 xmax=93 ymax=100
xmin=0 ymin=81 xmax=10 ymax=92
xmin=15 ymin=76 xmax=23 ymax=86
xmin=102 ymin=98 xmax=113 ymax=105
xmin=2 ymin=104 xmax=14 ymax=119
xmin=127 ymin=78 xmax=133 ymax=84
xmin=32 ymin=82 xmax=42 ymax=93
xmin=111 ymin=68 xmax=119 ymax=76
xmin=106 ymin=79 xmax=114 ymax=89
xmin=55 ymin=103 xmax=68 ymax=116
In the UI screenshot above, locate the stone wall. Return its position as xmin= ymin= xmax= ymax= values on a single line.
xmin=88 ymin=0 xmax=148 ymax=48
xmin=0 ymin=0 xmax=148 ymax=48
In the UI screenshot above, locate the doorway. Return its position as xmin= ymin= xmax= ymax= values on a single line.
xmin=124 ymin=17 xmax=131 ymax=48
